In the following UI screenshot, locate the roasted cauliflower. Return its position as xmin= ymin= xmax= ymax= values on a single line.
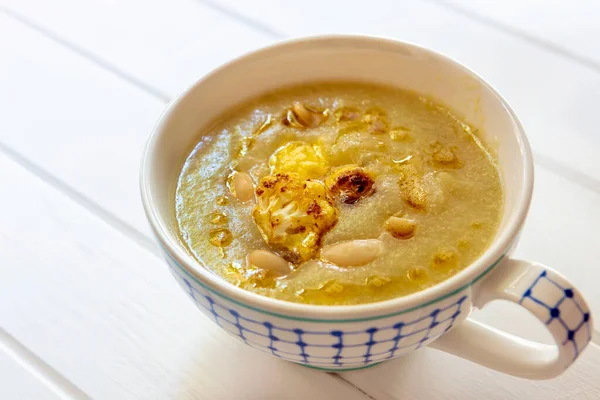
xmin=253 ymin=173 xmax=338 ymax=263
xmin=325 ymin=165 xmax=375 ymax=204
xmin=397 ymin=164 xmax=428 ymax=210
xmin=268 ymin=141 xmax=329 ymax=179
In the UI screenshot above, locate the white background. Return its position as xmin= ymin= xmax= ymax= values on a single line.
xmin=1 ymin=0 xmax=599 ymax=398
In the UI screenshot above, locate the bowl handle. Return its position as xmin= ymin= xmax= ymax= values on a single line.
xmin=430 ymin=258 xmax=592 ymax=379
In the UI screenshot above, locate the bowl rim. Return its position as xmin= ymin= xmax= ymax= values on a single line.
xmin=140 ymin=34 xmax=534 ymax=321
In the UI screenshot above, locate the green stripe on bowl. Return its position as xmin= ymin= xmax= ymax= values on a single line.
xmin=164 ymin=246 xmax=505 ymax=323
xmin=298 ymin=361 xmax=383 ymax=372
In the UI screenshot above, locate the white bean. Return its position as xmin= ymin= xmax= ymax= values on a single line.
xmin=232 ymin=171 xmax=255 ymax=202
xmin=247 ymin=250 xmax=291 ymax=275
xmin=321 ymin=239 xmax=383 ymax=267
xmin=292 ymin=103 xmax=325 ymax=127
xmin=385 ymin=216 xmax=417 ymax=239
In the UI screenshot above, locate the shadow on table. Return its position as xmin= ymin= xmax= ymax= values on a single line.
xmin=175 ymin=330 xmax=370 ymax=400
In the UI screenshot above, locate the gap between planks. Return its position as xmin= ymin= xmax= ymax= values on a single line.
xmin=2 ymin=3 xmax=600 ymax=395
xmin=193 ymin=0 xmax=285 ymax=38
xmin=0 ymin=8 xmax=170 ymax=103
xmin=425 ymin=0 xmax=600 ymax=76
xmin=0 ymin=328 xmax=91 ymax=400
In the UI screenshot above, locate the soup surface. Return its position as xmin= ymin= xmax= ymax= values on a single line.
xmin=175 ymin=82 xmax=502 ymax=305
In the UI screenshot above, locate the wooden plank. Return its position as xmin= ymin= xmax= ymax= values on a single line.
xmin=2 ymin=4 xmax=600 ymax=398
xmin=1 ymin=0 xmax=273 ymax=97
xmin=341 ymin=343 xmax=600 ymax=400
xmin=0 ymin=17 xmax=365 ymax=399
xmin=2 ymin=153 xmax=600 ymax=398
xmin=1 ymin=11 xmax=599 ymax=333
xmin=5 ymin=0 xmax=600 ymax=179
xmin=0 ymin=155 xmax=369 ymax=399
xmin=5 ymin=0 xmax=600 ymax=185
xmin=0 ymin=14 xmax=163 ymax=237
xmin=440 ymin=0 xmax=600 ymax=67
xmin=0 ymin=344 xmax=63 ymax=400
xmin=0 ymin=329 xmax=90 ymax=399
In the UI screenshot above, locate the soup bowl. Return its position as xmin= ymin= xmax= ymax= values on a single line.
xmin=140 ymin=35 xmax=592 ymax=379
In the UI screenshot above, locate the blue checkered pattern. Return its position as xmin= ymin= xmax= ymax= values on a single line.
xmin=520 ymin=270 xmax=591 ymax=360
xmin=170 ymin=261 xmax=467 ymax=367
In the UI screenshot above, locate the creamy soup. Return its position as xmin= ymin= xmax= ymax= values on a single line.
xmin=175 ymin=82 xmax=503 ymax=305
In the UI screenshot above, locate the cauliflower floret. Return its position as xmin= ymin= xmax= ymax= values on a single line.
xmin=268 ymin=141 xmax=329 ymax=179
xmin=397 ymin=164 xmax=428 ymax=210
xmin=253 ymin=173 xmax=338 ymax=263
xmin=430 ymin=141 xmax=461 ymax=168
xmin=325 ymin=165 xmax=375 ymax=204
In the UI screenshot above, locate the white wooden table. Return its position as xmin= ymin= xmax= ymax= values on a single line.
xmin=1 ymin=0 xmax=599 ymax=398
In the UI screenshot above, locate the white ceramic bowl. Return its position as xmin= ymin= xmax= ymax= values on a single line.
xmin=140 ymin=36 xmax=592 ymax=378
